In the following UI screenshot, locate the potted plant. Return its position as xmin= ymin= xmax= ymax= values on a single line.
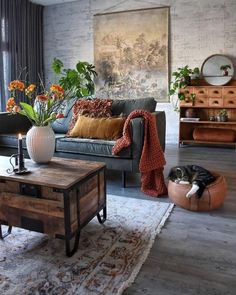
xmin=169 ymin=65 xmax=200 ymax=100
xmin=52 ymin=58 xmax=97 ymax=98
xmin=217 ymin=109 xmax=228 ymax=122
xmin=220 ymin=64 xmax=231 ymax=76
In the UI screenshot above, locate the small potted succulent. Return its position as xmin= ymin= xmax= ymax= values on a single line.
xmin=220 ymin=64 xmax=231 ymax=77
xmin=217 ymin=109 xmax=228 ymax=122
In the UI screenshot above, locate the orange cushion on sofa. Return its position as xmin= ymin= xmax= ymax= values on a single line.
xmin=69 ymin=115 xmax=126 ymax=140
xmin=193 ymin=127 xmax=235 ymax=142
xmin=67 ymin=99 xmax=113 ymax=135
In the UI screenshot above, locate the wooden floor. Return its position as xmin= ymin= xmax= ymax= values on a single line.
xmin=107 ymin=144 xmax=236 ymax=295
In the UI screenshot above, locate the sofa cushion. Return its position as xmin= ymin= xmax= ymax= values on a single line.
xmin=51 ymin=98 xmax=76 ymax=133
xmin=52 ymin=97 xmax=156 ymax=134
xmin=55 ymin=137 xmax=131 ymax=158
xmin=111 ymin=97 xmax=156 ymax=115
xmin=68 ymin=98 xmax=113 ymax=134
xmin=0 ymin=134 xmax=65 ymax=149
xmin=69 ymin=115 xmax=126 ymax=140
xmin=0 ymin=134 xmax=27 ymax=149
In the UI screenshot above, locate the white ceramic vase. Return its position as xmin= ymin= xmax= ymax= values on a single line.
xmin=26 ymin=125 xmax=55 ymax=163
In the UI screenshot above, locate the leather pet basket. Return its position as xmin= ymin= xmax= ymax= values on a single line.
xmin=168 ymin=172 xmax=226 ymax=211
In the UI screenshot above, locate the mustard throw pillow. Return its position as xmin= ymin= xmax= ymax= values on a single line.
xmin=69 ymin=115 xmax=126 ymax=140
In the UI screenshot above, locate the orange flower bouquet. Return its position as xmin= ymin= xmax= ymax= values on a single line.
xmin=6 ymin=79 xmax=66 ymax=126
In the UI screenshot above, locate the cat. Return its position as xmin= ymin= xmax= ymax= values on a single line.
xmin=168 ymin=165 xmax=216 ymax=198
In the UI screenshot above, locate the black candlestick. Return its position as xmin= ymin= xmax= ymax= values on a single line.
xmin=18 ymin=134 xmax=24 ymax=171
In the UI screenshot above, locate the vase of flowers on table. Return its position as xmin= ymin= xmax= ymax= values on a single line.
xmin=6 ymin=79 xmax=66 ymax=163
xmin=6 ymin=59 xmax=97 ymax=163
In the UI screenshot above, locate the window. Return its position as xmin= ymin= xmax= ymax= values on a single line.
xmin=0 ymin=16 xmax=10 ymax=111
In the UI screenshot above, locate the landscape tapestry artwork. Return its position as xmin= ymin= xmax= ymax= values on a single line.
xmin=94 ymin=7 xmax=169 ymax=102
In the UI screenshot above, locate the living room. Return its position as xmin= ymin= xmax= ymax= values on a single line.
xmin=0 ymin=0 xmax=236 ymax=294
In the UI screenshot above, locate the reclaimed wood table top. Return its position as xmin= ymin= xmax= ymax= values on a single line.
xmin=0 ymin=156 xmax=105 ymax=189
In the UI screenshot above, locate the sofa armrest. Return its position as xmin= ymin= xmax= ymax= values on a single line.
xmin=130 ymin=117 xmax=144 ymax=171
xmin=152 ymin=111 xmax=166 ymax=152
xmin=129 ymin=111 xmax=166 ymax=172
xmin=0 ymin=112 xmax=31 ymax=134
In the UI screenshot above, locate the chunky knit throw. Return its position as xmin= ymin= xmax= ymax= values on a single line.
xmin=112 ymin=110 xmax=167 ymax=197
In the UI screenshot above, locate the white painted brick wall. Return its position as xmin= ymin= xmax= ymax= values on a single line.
xmin=44 ymin=0 xmax=236 ymax=144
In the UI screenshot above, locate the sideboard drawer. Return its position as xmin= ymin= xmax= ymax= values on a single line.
xmin=223 ymin=87 xmax=236 ymax=98
xmin=208 ymin=87 xmax=222 ymax=97
xmin=179 ymin=87 xmax=194 ymax=107
xmin=179 ymin=100 xmax=193 ymax=107
xmin=194 ymin=97 xmax=208 ymax=107
xmin=209 ymin=98 xmax=223 ymax=107
xmin=193 ymin=87 xmax=208 ymax=98
xmin=223 ymin=97 xmax=236 ymax=108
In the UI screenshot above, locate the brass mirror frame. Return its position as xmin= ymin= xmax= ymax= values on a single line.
xmin=201 ymin=54 xmax=234 ymax=86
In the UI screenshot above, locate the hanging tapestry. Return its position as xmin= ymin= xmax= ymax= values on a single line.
xmin=94 ymin=7 xmax=169 ymax=102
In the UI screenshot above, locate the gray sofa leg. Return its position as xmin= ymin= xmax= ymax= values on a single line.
xmin=122 ymin=171 xmax=126 ymax=188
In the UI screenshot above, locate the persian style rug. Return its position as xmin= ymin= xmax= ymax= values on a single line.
xmin=0 ymin=195 xmax=173 ymax=295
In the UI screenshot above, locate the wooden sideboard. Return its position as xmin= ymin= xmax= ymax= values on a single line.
xmin=179 ymin=85 xmax=236 ymax=147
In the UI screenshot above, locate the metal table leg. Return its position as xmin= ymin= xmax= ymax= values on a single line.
xmin=97 ymin=206 xmax=107 ymax=224
xmin=0 ymin=224 xmax=12 ymax=239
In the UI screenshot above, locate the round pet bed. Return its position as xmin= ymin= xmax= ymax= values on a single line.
xmin=168 ymin=172 xmax=227 ymax=211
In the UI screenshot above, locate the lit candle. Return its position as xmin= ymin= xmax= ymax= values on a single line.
xmin=18 ymin=133 xmax=23 ymax=170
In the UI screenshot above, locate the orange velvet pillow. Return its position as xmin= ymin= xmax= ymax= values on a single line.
xmin=69 ymin=115 xmax=126 ymax=140
xmin=193 ymin=127 xmax=235 ymax=142
xmin=67 ymin=98 xmax=113 ymax=135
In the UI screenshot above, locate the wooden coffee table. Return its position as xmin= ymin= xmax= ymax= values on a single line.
xmin=0 ymin=156 xmax=106 ymax=256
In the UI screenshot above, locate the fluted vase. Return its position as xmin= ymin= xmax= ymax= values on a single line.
xmin=26 ymin=125 xmax=55 ymax=163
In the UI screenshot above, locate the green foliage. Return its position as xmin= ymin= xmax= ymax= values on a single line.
xmin=169 ymin=65 xmax=200 ymax=97
xmin=19 ymin=103 xmax=37 ymax=123
xmin=220 ymin=64 xmax=231 ymax=71
xmin=52 ymin=58 xmax=97 ymax=98
xmin=218 ymin=108 xmax=228 ymax=117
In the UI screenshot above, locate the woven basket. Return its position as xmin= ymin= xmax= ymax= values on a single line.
xmin=168 ymin=172 xmax=227 ymax=211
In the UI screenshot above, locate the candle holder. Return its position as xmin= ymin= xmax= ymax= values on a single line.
xmin=6 ymin=153 xmax=29 ymax=175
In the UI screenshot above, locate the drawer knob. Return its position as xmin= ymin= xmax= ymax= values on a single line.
xmin=228 ymin=91 xmax=234 ymax=94
xmin=199 ymin=90 xmax=204 ymax=94
xmin=228 ymin=100 xmax=234 ymax=104
xmin=213 ymin=100 xmax=219 ymax=104
xmin=213 ymin=90 xmax=219 ymax=94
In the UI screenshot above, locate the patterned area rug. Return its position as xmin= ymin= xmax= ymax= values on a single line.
xmin=0 ymin=195 xmax=173 ymax=295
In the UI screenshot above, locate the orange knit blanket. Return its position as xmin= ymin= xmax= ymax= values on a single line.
xmin=112 ymin=110 xmax=167 ymax=197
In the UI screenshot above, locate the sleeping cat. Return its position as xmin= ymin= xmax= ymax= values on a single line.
xmin=168 ymin=165 xmax=216 ymax=198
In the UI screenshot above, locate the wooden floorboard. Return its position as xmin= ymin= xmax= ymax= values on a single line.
xmin=107 ymin=144 xmax=236 ymax=295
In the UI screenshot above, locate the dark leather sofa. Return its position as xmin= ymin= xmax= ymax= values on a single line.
xmin=0 ymin=98 xmax=166 ymax=186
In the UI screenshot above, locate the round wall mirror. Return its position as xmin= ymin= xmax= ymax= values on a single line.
xmin=201 ymin=54 xmax=234 ymax=86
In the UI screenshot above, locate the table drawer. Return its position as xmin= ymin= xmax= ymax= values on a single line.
xmin=209 ymin=98 xmax=223 ymax=107
xmin=208 ymin=87 xmax=222 ymax=97
xmin=223 ymin=97 xmax=236 ymax=108
xmin=0 ymin=180 xmax=19 ymax=194
xmin=0 ymin=192 xmax=64 ymax=236
xmin=194 ymin=97 xmax=208 ymax=107
xmin=223 ymin=87 xmax=236 ymax=98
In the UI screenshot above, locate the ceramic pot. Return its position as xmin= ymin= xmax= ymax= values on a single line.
xmin=222 ymin=70 xmax=229 ymax=76
xmin=26 ymin=125 xmax=55 ymax=163
xmin=216 ymin=115 xmax=228 ymax=122
xmin=185 ymin=108 xmax=197 ymax=118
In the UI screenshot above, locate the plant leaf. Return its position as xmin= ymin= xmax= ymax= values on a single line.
xmin=20 ymin=102 xmax=37 ymax=122
xmin=52 ymin=58 xmax=63 ymax=74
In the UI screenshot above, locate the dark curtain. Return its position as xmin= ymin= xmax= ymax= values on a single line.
xmin=0 ymin=0 xmax=44 ymax=110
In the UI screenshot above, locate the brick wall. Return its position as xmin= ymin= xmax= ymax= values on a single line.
xmin=44 ymin=0 xmax=236 ymax=144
